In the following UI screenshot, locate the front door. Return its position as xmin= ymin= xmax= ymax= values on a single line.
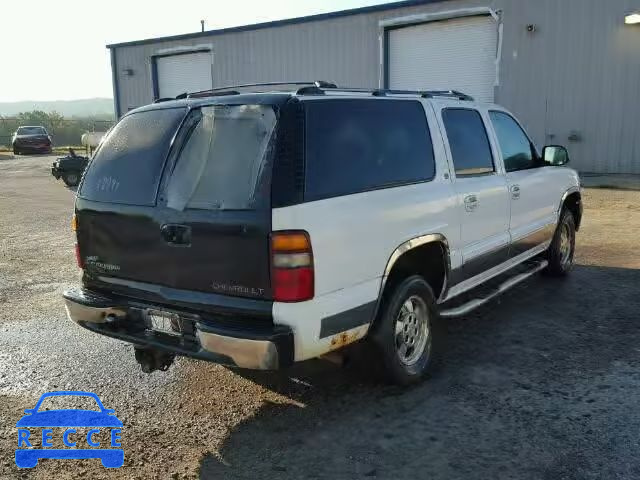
xmin=439 ymin=107 xmax=510 ymax=284
xmin=488 ymin=111 xmax=560 ymax=257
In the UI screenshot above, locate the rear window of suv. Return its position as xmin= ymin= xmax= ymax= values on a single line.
xmin=304 ymin=99 xmax=435 ymax=201
xmin=17 ymin=127 xmax=47 ymax=135
xmin=165 ymin=104 xmax=277 ymax=211
xmin=79 ymin=107 xmax=186 ymax=205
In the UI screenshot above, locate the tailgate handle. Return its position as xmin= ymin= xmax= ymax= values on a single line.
xmin=160 ymin=224 xmax=191 ymax=247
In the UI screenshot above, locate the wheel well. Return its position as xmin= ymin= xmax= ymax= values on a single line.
xmin=563 ymin=192 xmax=582 ymax=231
xmin=383 ymin=242 xmax=447 ymax=302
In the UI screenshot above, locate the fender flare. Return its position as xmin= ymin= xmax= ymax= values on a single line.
xmin=558 ymin=186 xmax=582 ymax=230
xmin=558 ymin=186 xmax=581 ymax=215
xmin=370 ymin=233 xmax=452 ymax=325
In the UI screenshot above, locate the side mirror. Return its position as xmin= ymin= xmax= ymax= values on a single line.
xmin=543 ymin=145 xmax=570 ymax=166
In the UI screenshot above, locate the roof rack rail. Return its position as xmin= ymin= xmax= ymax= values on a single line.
xmin=295 ymin=86 xmax=474 ymax=101
xmin=422 ymin=90 xmax=474 ymax=101
xmin=187 ymin=81 xmax=337 ymax=99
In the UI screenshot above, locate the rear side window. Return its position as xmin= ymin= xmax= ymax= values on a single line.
xmin=304 ymin=99 xmax=435 ymax=201
xmin=80 ymin=107 xmax=186 ymax=205
xmin=442 ymin=108 xmax=494 ymax=177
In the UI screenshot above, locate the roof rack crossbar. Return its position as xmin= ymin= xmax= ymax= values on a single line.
xmin=187 ymin=81 xmax=337 ymax=99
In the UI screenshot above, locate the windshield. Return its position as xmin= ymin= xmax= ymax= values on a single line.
xmin=17 ymin=127 xmax=46 ymax=135
xmin=79 ymin=107 xmax=186 ymax=205
xmin=165 ymin=104 xmax=277 ymax=211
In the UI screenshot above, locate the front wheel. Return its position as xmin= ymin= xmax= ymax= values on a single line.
xmin=545 ymin=209 xmax=576 ymax=276
xmin=13 ymin=147 xmax=19 ymax=155
xmin=368 ymin=276 xmax=441 ymax=385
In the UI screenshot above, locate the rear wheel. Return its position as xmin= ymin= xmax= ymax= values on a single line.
xmin=368 ymin=275 xmax=441 ymax=385
xmin=62 ymin=171 xmax=80 ymax=187
xmin=545 ymin=209 xmax=576 ymax=276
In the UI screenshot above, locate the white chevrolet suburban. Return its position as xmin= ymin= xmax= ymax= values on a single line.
xmin=63 ymin=82 xmax=582 ymax=385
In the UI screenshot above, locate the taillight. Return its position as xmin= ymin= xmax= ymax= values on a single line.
xmin=271 ymin=231 xmax=314 ymax=302
xmin=72 ymin=214 xmax=83 ymax=269
xmin=75 ymin=243 xmax=83 ymax=269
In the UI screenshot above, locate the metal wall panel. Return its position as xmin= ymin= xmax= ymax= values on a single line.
xmin=111 ymin=0 xmax=640 ymax=173
xmin=388 ymin=15 xmax=498 ymax=101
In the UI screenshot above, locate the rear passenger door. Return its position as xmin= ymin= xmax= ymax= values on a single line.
xmin=439 ymin=107 xmax=510 ymax=283
xmin=488 ymin=111 xmax=559 ymax=257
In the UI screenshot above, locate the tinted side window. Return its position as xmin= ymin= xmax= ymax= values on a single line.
xmin=489 ymin=111 xmax=535 ymax=172
xmin=80 ymin=108 xmax=186 ymax=205
xmin=442 ymin=108 xmax=494 ymax=176
xmin=304 ymin=100 xmax=435 ymax=201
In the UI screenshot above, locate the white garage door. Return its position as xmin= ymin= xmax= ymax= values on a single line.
xmin=156 ymin=51 xmax=213 ymax=98
xmin=388 ymin=16 xmax=497 ymax=102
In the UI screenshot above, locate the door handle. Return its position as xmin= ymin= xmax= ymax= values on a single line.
xmin=160 ymin=224 xmax=192 ymax=246
xmin=464 ymin=194 xmax=479 ymax=212
xmin=510 ymin=185 xmax=521 ymax=199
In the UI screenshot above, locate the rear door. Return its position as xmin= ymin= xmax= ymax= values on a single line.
xmin=438 ymin=106 xmax=510 ymax=284
xmin=76 ymin=103 xmax=277 ymax=300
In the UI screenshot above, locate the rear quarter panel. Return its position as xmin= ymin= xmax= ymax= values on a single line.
xmin=271 ymin=100 xmax=459 ymax=360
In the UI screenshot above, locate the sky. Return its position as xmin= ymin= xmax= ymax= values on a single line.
xmin=0 ymin=0 xmax=392 ymax=102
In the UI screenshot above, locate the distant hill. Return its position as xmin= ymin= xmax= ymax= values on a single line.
xmin=0 ymin=98 xmax=114 ymax=118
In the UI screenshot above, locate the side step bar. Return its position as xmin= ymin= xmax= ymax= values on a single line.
xmin=439 ymin=260 xmax=548 ymax=319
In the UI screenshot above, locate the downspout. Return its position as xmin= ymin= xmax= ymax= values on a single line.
xmin=109 ymin=47 xmax=122 ymax=119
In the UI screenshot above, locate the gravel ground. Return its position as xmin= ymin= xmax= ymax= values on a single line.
xmin=1 ymin=154 xmax=640 ymax=480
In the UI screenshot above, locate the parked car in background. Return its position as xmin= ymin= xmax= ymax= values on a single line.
xmin=51 ymin=148 xmax=89 ymax=187
xmin=12 ymin=126 xmax=52 ymax=155
xmin=63 ymin=82 xmax=581 ymax=385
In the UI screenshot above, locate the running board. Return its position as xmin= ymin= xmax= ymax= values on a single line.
xmin=439 ymin=260 xmax=548 ymax=319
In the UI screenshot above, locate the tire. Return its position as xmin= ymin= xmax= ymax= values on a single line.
xmin=13 ymin=147 xmax=19 ymax=155
xmin=545 ymin=208 xmax=576 ymax=276
xmin=62 ymin=171 xmax=80 ymax=187
xmin=368 ymin=275 xmax=442 ymax=385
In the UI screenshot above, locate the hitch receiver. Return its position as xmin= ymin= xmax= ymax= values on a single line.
xmin=134 ymin=347 xmax=176 ymax=373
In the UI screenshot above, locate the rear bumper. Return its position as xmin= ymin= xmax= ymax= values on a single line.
xmin=63 ymin=288 xmax=293 ymax=370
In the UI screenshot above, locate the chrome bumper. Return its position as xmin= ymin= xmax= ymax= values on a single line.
xmin=63 ymin=288 xmax=292 ymax=370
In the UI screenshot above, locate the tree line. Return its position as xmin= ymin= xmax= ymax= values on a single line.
xmin=0 ymin=110 xmax=115 ymax=147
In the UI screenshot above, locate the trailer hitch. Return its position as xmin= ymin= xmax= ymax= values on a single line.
xmin=134 ymin=347 xmax=176 ymax=373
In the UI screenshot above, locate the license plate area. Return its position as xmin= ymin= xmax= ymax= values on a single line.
xmin=143 ymin=309 xmax=188 ymax=337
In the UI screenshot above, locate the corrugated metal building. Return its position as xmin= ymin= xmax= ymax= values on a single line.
xmin=107 ymin=0 xmax=640 ymax=174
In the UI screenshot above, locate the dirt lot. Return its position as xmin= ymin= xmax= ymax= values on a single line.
xmin=1 ymin=154 xmax=640 ymax=480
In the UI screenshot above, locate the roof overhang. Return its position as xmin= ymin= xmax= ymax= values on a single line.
xmin=107 ymin=0 xmax=451 ymax=49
